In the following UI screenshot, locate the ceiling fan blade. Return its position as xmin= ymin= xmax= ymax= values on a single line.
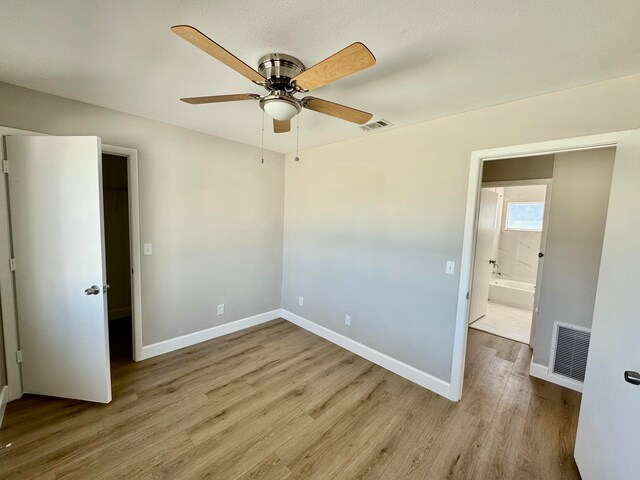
xmin=180 ymin=94 xmax=259 ymax=104
xmin=293 ymin=42 xmax=376 ymax=91
xmin=171 ymin=25 xmax=265 ymax=83
xmin=273 ymin=119 xmax=291 ymax=133
xmin=302 ymin=97 xmax=372 ymax=124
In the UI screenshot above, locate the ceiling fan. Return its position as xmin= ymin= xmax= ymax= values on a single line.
xmin=171 ymin=25 xmax=376 ymax=133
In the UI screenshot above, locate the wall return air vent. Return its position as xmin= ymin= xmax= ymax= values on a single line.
xmin=361 ymin=119 xmax=393 ymax=132
xmin=551 ymin=322 xmax=591 ymax=383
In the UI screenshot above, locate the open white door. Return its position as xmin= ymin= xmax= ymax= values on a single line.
xmin=6 ymin=135 xmax=111 ymax=403
xmin=530 ymin=183 xmax=552 ymax=346
xmin=574 ymin=131 xmax=640 ymax=479
xmin=469 ymin=189 xmax=498 ymax=323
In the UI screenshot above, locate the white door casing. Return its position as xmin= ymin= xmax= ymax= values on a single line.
xmin=6 ymin=135 xmax=111 ymax=403
xmin=469 ymin=189 xmax=499 ymax=323
xmin=574 ymin=130 xmax=640 ymax=479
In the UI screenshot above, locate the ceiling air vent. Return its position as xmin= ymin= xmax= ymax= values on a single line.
xmin=361 ymin=119 xmax=393 ymax=132
xmin=551 ymin=322 xmax=591 ymax=382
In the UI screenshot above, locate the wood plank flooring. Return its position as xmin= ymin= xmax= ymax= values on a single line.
xmin=0 ymin=320 xmax=582 ymax=479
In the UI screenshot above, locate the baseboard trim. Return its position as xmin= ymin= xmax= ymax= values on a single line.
xmin=140 ymin=310 xmax=281 ymax=360
xmin=280 ymin=309 xmax=452 ymax=400
xmin=529 ymin=360 xmax=583 ymax=393
xmin=137 ymin=308 xmax=453 ymax=400
xmin=0 ymin=385 xmax=8 ymax=428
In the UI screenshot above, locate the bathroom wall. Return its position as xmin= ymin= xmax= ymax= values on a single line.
xmin=493 ymin=185 xmax=547 ymax=284
xmin=488 ymin=187 xmax=505 ymax=273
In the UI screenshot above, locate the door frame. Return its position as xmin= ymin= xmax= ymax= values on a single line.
xmin=101 ymin=143 xmax=144 ymax=362
xmin=449 ymin=130 xmax=635 ymax=402
xmin=480 ymin=178 xmax=553 ymax=347
xmin=0 ymin=127 xmax=143 ymax=401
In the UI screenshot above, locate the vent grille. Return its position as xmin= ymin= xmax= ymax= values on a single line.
xmin=552 ymin=323 xmax=591 ymax=382
xmin=361 ymin=119 xmax=393 ymax=131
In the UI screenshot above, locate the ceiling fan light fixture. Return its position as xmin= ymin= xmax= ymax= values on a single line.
xmin=171 ymin=26 xmax=376 ymax=133
xmin=260 ymin=94 xmax=301 ymax=121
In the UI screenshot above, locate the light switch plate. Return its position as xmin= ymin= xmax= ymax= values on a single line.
xmin=446 ymin=260 xmax=455 ymax=275
xmin=143 ymin=244 xmax=152 ymax=256
xmin=298 ymin=296 xmax=304 ymax=306
xmin=345 ymin=315 xmax=351 ymax=327
xmin=217 ymin=304 xmax=224 ymax=315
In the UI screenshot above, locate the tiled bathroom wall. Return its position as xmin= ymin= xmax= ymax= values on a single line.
xmin=489 ymin=185 xmax=546 ymax=284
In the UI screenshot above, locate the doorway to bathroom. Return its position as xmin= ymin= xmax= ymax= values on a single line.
xmin=468 ymin=160 xmax=553 ymax=345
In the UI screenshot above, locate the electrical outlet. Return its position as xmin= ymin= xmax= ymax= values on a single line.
xmin=345 ymin=315 xmax=351 ymax=327
xmin=446 ymin=260 xmax=455 ymax=275
xmin=143 ymin=244 xmax=153 ymax=256
xmin=217 ymin=304 xmax=224 ymax=315
xmin=298 ymin=296 xmax=304 ymax=306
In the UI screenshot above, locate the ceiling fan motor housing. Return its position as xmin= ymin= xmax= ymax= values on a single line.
xmin=258 ymin=53 xmax=305 ymax=91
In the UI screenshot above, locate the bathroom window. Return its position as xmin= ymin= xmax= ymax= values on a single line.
xmin=505 ymin=202 xmax=544 ymax=231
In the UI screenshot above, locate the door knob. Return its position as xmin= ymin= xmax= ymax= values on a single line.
xmin=624 ymin=371 xmax=640 ymax=385
xmin=84 ymin=285 xmax=100 ymax=295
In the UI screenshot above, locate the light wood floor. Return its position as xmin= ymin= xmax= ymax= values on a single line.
xmin=0 ymin=319 xmax=581 ymax=479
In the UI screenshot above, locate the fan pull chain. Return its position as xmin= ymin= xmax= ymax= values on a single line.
xmin=260 ymin=111 xmax=265 ymax=164
xmin=295 ymin=114 xmax=300 ymax=162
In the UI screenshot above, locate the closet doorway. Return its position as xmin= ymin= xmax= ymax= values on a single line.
xmin=102 ymin=153 xmax=134 ymax=364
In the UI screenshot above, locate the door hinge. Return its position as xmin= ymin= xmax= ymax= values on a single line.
xmin=16 ymin=350 xmax=23 ymax=363
xmin=2 ymin=160 xmax=8 ymax=174
xmin=466 ymin=291 xmax=470 ymax=300
xmin=9 ymin=257 xmax=16 ymax=271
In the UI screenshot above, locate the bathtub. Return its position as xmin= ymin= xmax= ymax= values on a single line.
xmin=489 ymin=278 xmax=535 ymax=310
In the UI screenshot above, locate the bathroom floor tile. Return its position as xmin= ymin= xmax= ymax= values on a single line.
xmin=470 ymin=301 xmax=533 ymax=344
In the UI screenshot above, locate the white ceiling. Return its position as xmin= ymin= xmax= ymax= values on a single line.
xmin=1 ymin=1 xmax=640 ymax=154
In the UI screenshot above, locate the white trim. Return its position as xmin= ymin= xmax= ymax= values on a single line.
xmin=0 ymin=385 xmax=8 ymax=427
xmin=450 ymin=130 xmax=635 ymax=402
xmin=140 ymin=310 xmax=282 ymax=360
xmin=529 ymin=360 xmax=583 ymax=393
xmin=280 ymin=310 xmax=452 ymax=400
xmin=101 ymin=144 xmax=143 ymax=361
xmin=0 ymin=133 xmax=25 ymax=401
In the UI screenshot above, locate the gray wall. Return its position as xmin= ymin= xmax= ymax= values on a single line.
xmin=0 ymin=305 xmax=6 ymax=387
xmin=483 ymin=155 xmax=554 ymax=182
xmin=282 ymin=74 xmax=640 ymax=383
xmin=0 ymin=82 xmax=285 ymax=346
xmin=533 ymin=148 xmax=615 ymax=366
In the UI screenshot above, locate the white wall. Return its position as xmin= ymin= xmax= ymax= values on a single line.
xmin=282 ymin=73 xmax=640 ymax=383
xmin=0 ymin=82 xmax=285 ymax=346
xmin=533 ymin=148 xmax=615 ymax=367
